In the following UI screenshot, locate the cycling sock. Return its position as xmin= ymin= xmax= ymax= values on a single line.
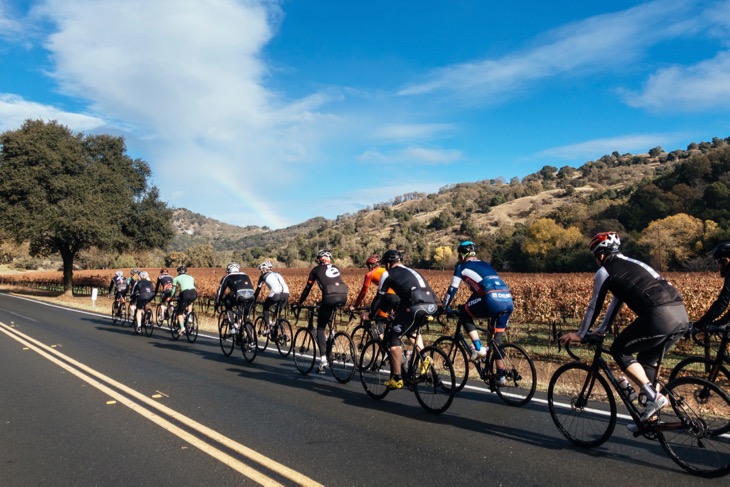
xmin=641 ymin=383 xmax=658 ymax=401
xmin=473 ymin=339 xmax=483 ymax=351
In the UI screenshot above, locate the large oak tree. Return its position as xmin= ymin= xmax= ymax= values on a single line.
xmin=0 ymin=119 xmax=173 ymax=293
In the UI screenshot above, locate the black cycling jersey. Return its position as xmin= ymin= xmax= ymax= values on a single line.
xmin=695 ymin=272 xmax=730 ymax=327
xmin=155 ymin=274 xmax=174 ymax=295
xmin=215 ymin=272 xmax=255 ymax=307
xmin=299 ymin=264 xmax=348 ymax=303
xmin=371 ymin=264 xmax=438 ymax=314
xmin=132 ymin=279 xmax=155 ymax=301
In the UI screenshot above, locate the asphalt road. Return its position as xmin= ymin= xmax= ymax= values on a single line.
xmin=0 ymin=293 xmax=720 ymax=486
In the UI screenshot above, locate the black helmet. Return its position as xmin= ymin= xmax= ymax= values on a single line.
xmin=381 ymin=249 xmax=402 ymax=265
xmin=177 ymin=265 xmax=187 ymax=274
xmin=712 ymin=242 xmax=730 ymax=260
xmin=457 ymin=241 xmax=477 ymax=258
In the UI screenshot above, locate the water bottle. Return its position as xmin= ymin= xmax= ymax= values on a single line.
xmin=403 ymin=349 xmax=412 ymax=367
xmin=617 ymin=376 xmax=637 ymax=402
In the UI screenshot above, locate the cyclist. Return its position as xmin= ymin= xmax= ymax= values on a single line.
xmin=364 ymin=249 xmax=439 ymax=389
xmin=170 ymin=265 xmax=197 ymax=335
xmin=108 ymin=270 xmax=128 ymax=302
xmin=559 ymin=232 xmax=689 ymax=426
xmin=131 ymin=271 xmax=156 ymax=333
xmin=293 ymin=249 xmax=349 ymax=374
xmin=350 ymin=254 xmax=399 ymax=320
xmin=155 ymin=268 xmax=174 ymax=318
xmin=253 ymin=261 xmax=289 ymax=335
xmin=127 ymin=268 xmax=140 ymax=317
xmin=692 ymin=242 xmax=730 ymax=330
xmin=214 ymin=262 xmax=255 ymax=334
xmin=441 ymin=241 xmax=514 ymax=382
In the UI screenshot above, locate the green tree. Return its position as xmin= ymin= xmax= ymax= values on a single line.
xmin=432 ymin=245 xmax=454 ymax=270
xmin=0 ymin=119 xmax=173 ymax=293
xmin=186 ymin=244 xmax=217 ymax=267
xmin=638 ymin=213 xmax=718 ymax=271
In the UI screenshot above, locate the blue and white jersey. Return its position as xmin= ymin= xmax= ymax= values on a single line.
xmin=442 ymin=259 xmax=512 ymax=308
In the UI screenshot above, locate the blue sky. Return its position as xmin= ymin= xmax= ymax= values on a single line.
xmin=1 ymin=0 xmax=729 ymax=229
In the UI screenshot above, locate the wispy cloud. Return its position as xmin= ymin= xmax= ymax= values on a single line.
xmin=370 ymin=123 xmax=455 ymax=142
xmin=358 ymin=146 xmax=462 ymax=165
xmin=0 ymin=94 xmax=105 ymax=131
xmin=536 ymin=134 xmax=677 ymax=161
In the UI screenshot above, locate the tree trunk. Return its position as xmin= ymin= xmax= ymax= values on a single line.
xmin=60 ymin=248 xmax=75 ymax=296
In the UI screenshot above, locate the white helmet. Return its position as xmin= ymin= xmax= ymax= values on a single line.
xmin=258 ymin=261 xmax=273 ymax=272
xmin=227 ymin=262 xmax=240 ymax=274
xmin=115 ymin=271 xmax=123 ymax=277
xmin=589 ymin=232 xmax=621 ymax=256
xmin=139 ymin=271 xmax=149 ymax=279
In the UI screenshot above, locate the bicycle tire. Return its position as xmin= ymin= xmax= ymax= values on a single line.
xmin=411 ymin=345 xmax=456 ymax=414
xmin=359 ymin=340 xmax=390 ymax=400
xmin=275 ymin=318 xmax=293 ymax=358
xmin=185 ymin=312 xmax=198 ymax=343
xmin=350 ymin=324 xmax=369 ymax=368
xmin=219 ymin=318 xmax=235 ymax=356
xmin=547 ymin=362 xmax=616 ymax=448
xmin=669 ymin=357 xmax=730 ymax=392
xmin=293 ymin=328 xmax=316 ymax=375
xmin=240 ymin=321 xmax=257 ymax=362
xmin=155 ymin=304 xmax=165 ymax=326
xmin=143 ymin=309 xmax=154 ymax=337
xmin=491 ymin=343 xmax=537 ymax=407
xmin=657 ymin=376 xmax=730 ymax=478
xmin=254 ymin=316 xmax=270 ymax=352
xmin=111 ymin=301 xmax=122 ymax=325
xmin=329 ymin=331 xmax=356 ymax=384
xmin=169 ymin=312 xmax=181 ymax=340
xmin=433 ymin=336 xmax=469 ymax=393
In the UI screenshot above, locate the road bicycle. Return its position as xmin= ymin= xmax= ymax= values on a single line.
xmin=434 ymin=307 xmax=536 ymax=407
xmin=254 ymin=300 xmax=293 ymax=357
xmin=141 ymin=306 xmax=154 ymax=337
xmin=348 ymin=307 xmax=387 ymax=370
xmin=358 ymin=314 xmax=456 ymax=415
xmin=292 ymin=304 xmax=356 ymax=383
xmin=548 ymin=332 xmax=730 ymax=478
xmin=111 ymin=296 xmax=127 ymax=325
xmin=169 ymin=299 xmax=198 ymax=343
xmin=218 ymin=300 xmax=258 ymax=362
xmin=155 ymin=298 xmax=175 ymax=328
xmin=669 ymin=324 xmax=730 ymax=391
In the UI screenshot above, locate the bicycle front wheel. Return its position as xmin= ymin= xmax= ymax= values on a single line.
xmin=219 ymin=318 xmax=235 ymax=356
xmin=658 ymin=376 xmax=730 ymax=478
xmin=155 ymin=304 xmax=164 ymax=326
xmin=547 ymin=362 xmax=616 ymax=448
xmin=359 ymin=340 xmax=390 ymax=400
xmin=275 ymin=318 xmax=293 ymax=357
xmin=254 ymin=316 xmax=270 ymax=352
xmin=240 ymin=321 xmax=257 ymax=363
xmin=143 ymin=309 xmax=154 ymax=337
xmin=491 ymin=343 xmax=536 ymax=407
xmin=669 ymin=357 xmax=730 ymax=392
xmin=411 ymin=345 xmax=455 ymax=414
xmin=350 ymin=324 xmax=369 ymax=369
xmin=329 ymin=331 xmax=356 ymax=384
xmin=186 ymin=312 xmax=198 ymax=343
xmin=433 ymin=336 xmax=469 ymax=392
xmin=293 ymin=328 xmax=316 ymax=375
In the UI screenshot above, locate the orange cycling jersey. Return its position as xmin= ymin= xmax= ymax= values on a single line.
xmin=355 ymin=266 xmax=395 ymax=317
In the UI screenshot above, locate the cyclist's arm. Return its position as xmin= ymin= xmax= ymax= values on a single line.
xmin=441 ymin=273 xmax=462 ymax=309
xmin=353 ymin=272 xmax=374 ymax=309
xmin=696 ymin=274 xmax=730 ymax=328
xmin=576 ymin=268 xmax=611 ymax=338
xmin=298 ymin=276 xmax=315 ymax=304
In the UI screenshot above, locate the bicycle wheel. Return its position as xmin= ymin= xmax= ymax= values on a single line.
xmin=433 ymin=336 xmax=469 ymax=392
xmin=491 ymin=343 xmax=537 ymax=407
xmin=169 ymin=312 xmax=180 ymax=340
xmin=218 ymin=318 xmax=235 ymax=356
xmin=155 ymin=304 xmax=165 ymax=326
xmin=240 ymin=321 xmax=258 ymax=362
xmin=669 ymin=357 xmax=730 ymax=392
xmin=329 ymin=331 xmax=356 ymax=384
xmin=293 ymin=328 xmax=316 ymax=375
xmin=547 ymin=362 xmax=616 ymax=448
xmin=411 ymin=345 xmax=456 ymax=414
xmin=658 ymin=376 xmax=730 ymax=478
xmin=111 ymin=302 xmax=121 ymax=325
xmin=350 ymin=324 xmax=369 ymax=367
xmin=143 ymin=309 xmax=154 ymax=337
xmin=275 ymin=318 xmax=293 ymax=357
xmin=254 ymin=316 xmax=270 ymax=352
xmin=185 ymin=311 xmax=198 ymax=343
xmin=359 ymin=340 xmax=390 ymax=400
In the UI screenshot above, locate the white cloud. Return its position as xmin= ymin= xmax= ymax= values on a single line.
xmin=536 ymin=134 xmax=676 ymax=161
xmin=370 ymin=123 xmax=455 ymax=142
xmin=358 ymin=146 xmax=461 ymax=165
xmin=0 ymin=94 xmax=105 ymax=131
xmin=622 ymin=51 xmax=730 ymax=111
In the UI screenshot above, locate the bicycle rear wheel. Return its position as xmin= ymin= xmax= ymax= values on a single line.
xmin=359 ymin=340 xmax=390 ymax=400
xmin=669 ymin=357 xmax=730 ymax=392
xmin=185 ymin=312 xmax=198 ymax=343
xmin=155 ymin=304 xmax=165 ymax=326
xmin=219 ymin=318 xmax=235 ymax=356
xmin=491 ymin=343 xmax=536 ymax=407
xmin=411 ymin=345 xmax=456 ymax=414
xmin=143 ymin=309 xmax=154 ymax=337
xmin=657 ymin=376 xmax=730 ymax=478
xmin=169 ymin=312 xmax=180 ymax=340
xmin=240 ymin=321 xmax=257 ymax=362
xmin=254 ymin=316 xmax=270 ymax=352
xmin=547 ymin=362 xmax=616 ymax=448
xmin=350 ymin=324 xmax=369 ymax=369
xmin=329 ymin=331 xmax=356 ymax=384
xmin=433 ymin=336 xmax=469 ymax=392
xmin=293 ymin=328 xmax=316 ymax=375
xmin=275 ymin=318 xmax=293 ymax=357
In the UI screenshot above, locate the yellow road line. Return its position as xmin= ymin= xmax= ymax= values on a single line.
xmin=0 ymin=322 xmax=323 ymax=487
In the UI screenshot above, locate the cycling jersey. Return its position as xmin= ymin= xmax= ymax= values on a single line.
xmin=172 ymin=274 xmax=196 ymax=294
xmin=372 ymin=265 xmax=438 ymax=312
xmin=442 ymin=259 xmax=512 ymax=308
xmin=108 ymin=275 xmax=127 ymax=296
xmin=299 ymin=264 xmax=348 ymax=303
xmin=215 ymin=271 xmax=255 ymax=307
xmin=133 ymin=279 xmax=156 ymax=307
xmin=353 ymin=266 xmax=396 ymax=308
xmin=155 ymin=274 xmax=174 ymax=295
xmin=695 ymin=272 xmax=730 ymax=327
xmin=255 ymin=271 xmax=290 ymax=298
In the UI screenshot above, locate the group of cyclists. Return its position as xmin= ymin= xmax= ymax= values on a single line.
xmin=107 ymin=231 xmax=730 ymax=431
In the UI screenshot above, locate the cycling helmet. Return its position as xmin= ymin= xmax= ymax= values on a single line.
xmin=115 ymin=270 xmax=123 ymax=277
xmin=130 ymin=268 xmax=139 ymax=275
xmin=316 ymin=249 xmax=332 ymax=264
xmin=258 ymin=261 xmax=273 ymax=272
xmin=589 ymin=232 xmax=621 ymax=256
xmin=139 ymin=271 xmax=149 ymax=279
xmin=457 ymin=241 xmax=477 ymax=258
xmin=160 ymin=268 xmax=168 ymax=275
xmin=226 ymin=262 xmax=240 ymax=274
xmin=365 ymin=255 xmax=380 ymax=268
xmin=177 ymin=265 xmax=187 ymax=274
xmin=381 ymin=249 xmax=402 ymax=266
xmin=712 ymin=242 xmax=730 ymax=260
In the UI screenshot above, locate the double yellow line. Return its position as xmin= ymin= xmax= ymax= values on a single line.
xmin=0 ymin=321 xmax=322 ymax=487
